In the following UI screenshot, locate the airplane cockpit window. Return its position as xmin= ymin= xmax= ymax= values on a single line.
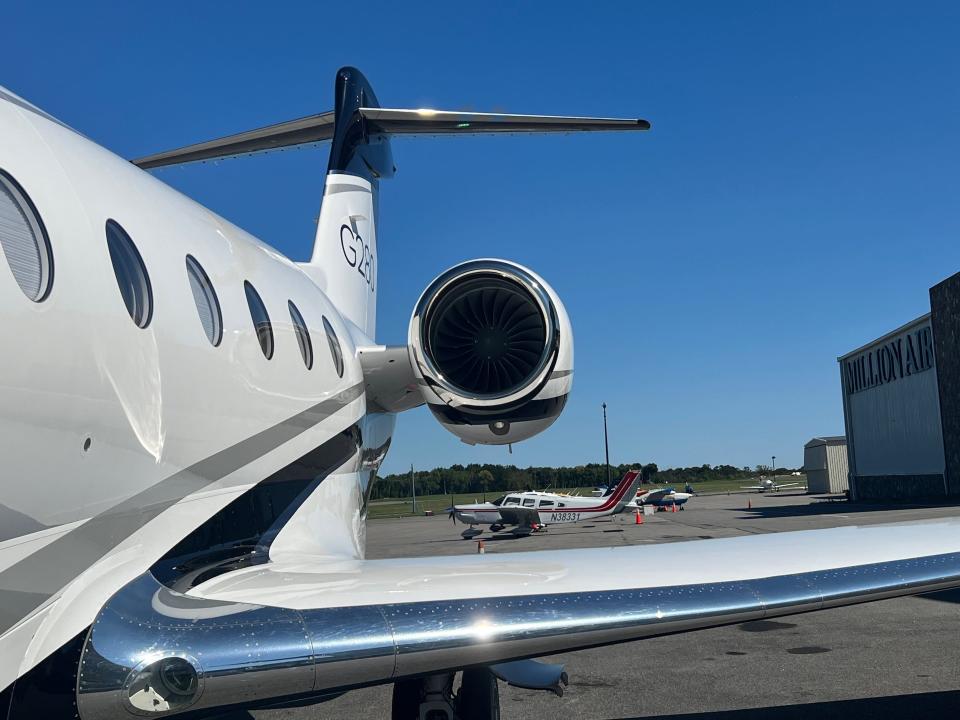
xmin=538 ymin=499 xmax=554 ymax=508
xmin=522 ymin=497 xmax=536 ymax=507
xmin=106 ymin=219 xmax=152 ymax=328
xmin=185 ymin=255 xmax=222 ymax=346
xmin=244 ymin=281 xmax=274 ymax=359
xmin=0 ymin=169 xmax=52 ymax=302
xmin=322 ymin=315 xmax=345 ymax=377
xmin=504 ymin=496 xmax=521 ymax=505
xmin=288 ymin=301 xmax=313 ymax=369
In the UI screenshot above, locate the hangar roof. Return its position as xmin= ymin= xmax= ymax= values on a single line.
xmin=805 ymin=436 xmax=847 ymax=448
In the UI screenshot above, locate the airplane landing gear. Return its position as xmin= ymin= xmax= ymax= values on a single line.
xmin=391 ymin=669 xmax=500 ymax=719
xmin=391 ymin=673 xmax=453 ymax=719
xmin=390 ymin=660 xmax=565 ymax=718
xmin=457 ymin=669 xmax=500 ymax=719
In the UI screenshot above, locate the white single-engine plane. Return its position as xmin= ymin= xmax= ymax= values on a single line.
xmin=453 ymin=470 xmax=642 ymax=535
xmin=741 ymin=477 xmax=807 ymax=493
xmin=626 ymin=487 xmax=694 ymax=511
xmin=2 ymin=67 xmax=960 ymax=720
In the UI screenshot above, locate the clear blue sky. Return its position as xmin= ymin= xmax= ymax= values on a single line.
xmin=8 ymin=2 xmax=960 ymax=474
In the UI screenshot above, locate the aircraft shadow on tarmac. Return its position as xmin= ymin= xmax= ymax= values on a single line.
xmin=918 ymin=587 xmax=960 ymax=604
xmin=440 ymin=518 xmax=629 ymax=544
xmin=732 ymin=495 xmax=960 ymax=521
xmin=615 ymin=689 xmax=960 ymax=720
xmin=422 ymin=525 xmax=627 ymax=546
xmin=480 ymin=525 xmax=626 ymax=542
xmin=211 ymin=688 xmax=960 ymax=720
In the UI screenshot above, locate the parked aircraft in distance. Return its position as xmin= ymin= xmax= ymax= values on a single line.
xmin=453 ymin=471 xmax=642 ymax=535
xmin=627 ymin=487 xmax=693 ymax=511
xmin=2 ymin=67 xmax=959 ymax=720
xmin=741 ymin=477 xmax=807 ymax=493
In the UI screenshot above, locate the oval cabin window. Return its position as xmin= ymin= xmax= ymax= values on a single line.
xmin=288 ymin=301 xmax=313 ymax=369
xmin=322 ymin=315 xmax=344 ymax=378
xmin=105 ymin=220 xmax=153 ymax=328
xmin=186 ymin=255 xmax=223 ymax=346
xmin=244 ymin=281 xmax=274 ymax=359
xmin=0 ymin=169 xmax=53 ymax=302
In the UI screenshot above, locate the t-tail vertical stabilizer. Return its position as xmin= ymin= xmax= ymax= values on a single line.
xmin=304 ymin=67 xmax=394 ymax=340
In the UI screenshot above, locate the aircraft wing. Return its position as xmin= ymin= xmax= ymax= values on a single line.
xmin=184 ymin=519 xmax=960 ymax=676
xmin=497 ymin=506 xmax=541 ymax=528
xmin=81 ymin=519 xmax=960 ymax=717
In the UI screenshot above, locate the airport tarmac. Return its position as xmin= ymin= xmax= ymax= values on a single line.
xmin=240 ymin=493 xmax=960 ymax=719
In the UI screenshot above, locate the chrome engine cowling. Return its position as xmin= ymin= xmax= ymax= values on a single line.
xmin=408 ymin=260 xmax=573 ymax=445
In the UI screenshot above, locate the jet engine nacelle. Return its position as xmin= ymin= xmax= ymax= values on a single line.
xmin=408 ymin=259 xmax=573 ymax=445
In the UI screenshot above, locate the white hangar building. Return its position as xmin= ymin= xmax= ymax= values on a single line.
xmin=838 ymin=271 xmax=960 ymax=501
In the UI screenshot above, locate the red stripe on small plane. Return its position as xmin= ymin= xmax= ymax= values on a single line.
xmin=591 ymin=471 xmax=639 ymax=511
xmin=455 ymin=471 xmax=639 ymax=514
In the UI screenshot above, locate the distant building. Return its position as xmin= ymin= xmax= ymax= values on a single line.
xmin=837 ymin=271 xmax=960 ymax=501
xmin=803 ymin=437 xmax=848 ymax=494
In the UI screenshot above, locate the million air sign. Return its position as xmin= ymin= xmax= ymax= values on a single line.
xmin=844 ymin=322 xmax=935 ymax=395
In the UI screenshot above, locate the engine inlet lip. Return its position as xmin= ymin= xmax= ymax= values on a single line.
xmin=411 ymin=260 xmax=559 ymax=409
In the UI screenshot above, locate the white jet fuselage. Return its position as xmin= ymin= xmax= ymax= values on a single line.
xmin=0 ymin=89 xmax=383 ymax=685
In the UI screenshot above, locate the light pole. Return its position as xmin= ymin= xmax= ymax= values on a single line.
xmin=602 ymin=402 xmax=611 ymax=488
xmin=771 ymin=456 xmax=776 ymax=488
xmin=410 ymin=464 xmax=416 ymax=515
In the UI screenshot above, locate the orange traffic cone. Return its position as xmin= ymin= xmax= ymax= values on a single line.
xmin=477 ymin=539 xmax=485 ymax=554
xmin=671 ymin=502 xmax=677 ymax=513
xmin=635 ymin=509 xmax=643 ymax=524
xmin=747 ymin=499 xmax=752 ymax=510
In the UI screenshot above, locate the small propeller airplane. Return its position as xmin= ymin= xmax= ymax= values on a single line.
xmin=741 ymin=477 xmax=807 ymax=493
xmin=626 ymin=487 xmax=693 ymax=511
xmin=452 ymin=471 xmax=642 ymax=536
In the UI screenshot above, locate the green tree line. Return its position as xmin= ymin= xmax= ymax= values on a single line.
xmin=371 ymin=462 xmax=799 ymax=500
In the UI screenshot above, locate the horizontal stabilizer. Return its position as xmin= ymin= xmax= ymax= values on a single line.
xmin=133 ymin=111 xmax=336 ymax=169
xmin=362 ymin=107 xmax=651 ymax=135
xmin=132 ymin=107 xmax=649 ymax=169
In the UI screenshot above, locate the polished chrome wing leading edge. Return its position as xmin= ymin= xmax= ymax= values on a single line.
xmin=76 ymin=553 xmax=960 ymax=718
